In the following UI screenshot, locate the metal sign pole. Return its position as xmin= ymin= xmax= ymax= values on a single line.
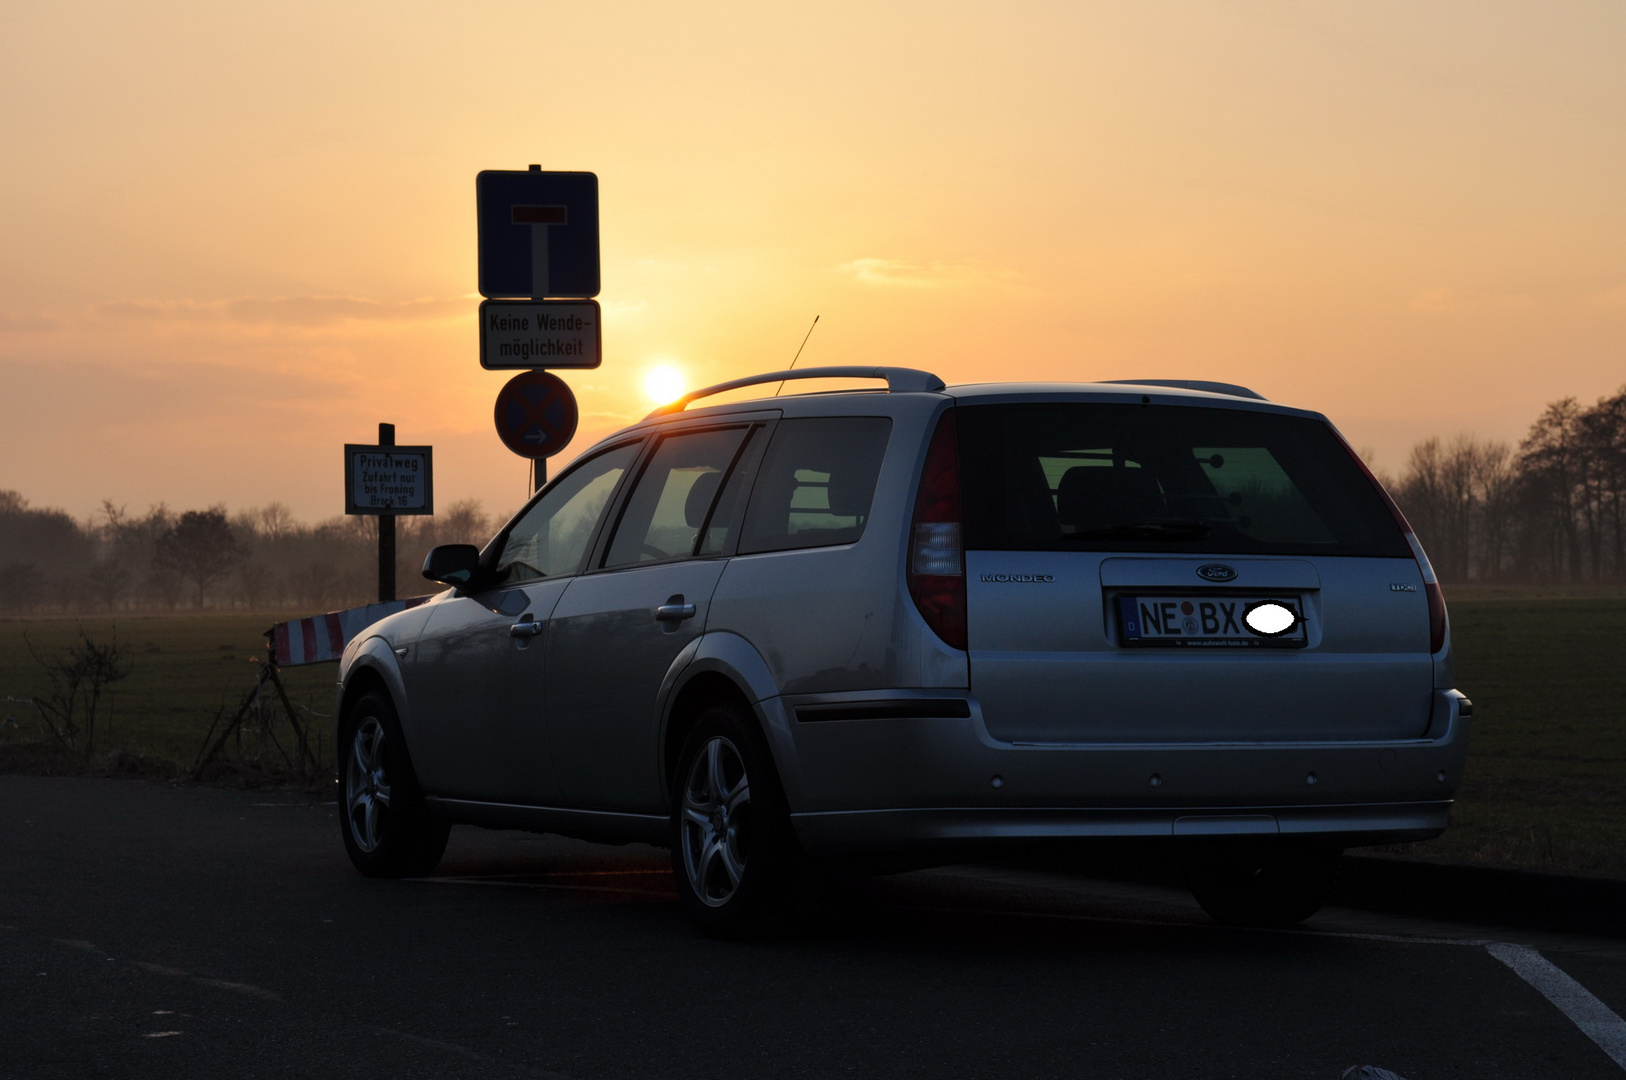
xmin=532 ymin=229 xmax=548 ymax=498
xmin=378 ymin=422 xmax=396 ymax=602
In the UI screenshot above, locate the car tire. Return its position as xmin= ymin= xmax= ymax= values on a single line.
xmin=670 ymin=701 xmax=805 ymax=937
xmin=1183 ymin=843 xmax=1341 ymax=927
xmin=338 ymin=689 xmax=450 ymax=878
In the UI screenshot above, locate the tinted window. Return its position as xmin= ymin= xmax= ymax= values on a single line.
xmin=696 ymin=427 xmax=762 ymax=557
xmin=604 ymin=427 xmax=751 ymax=568
xmin=957 ymin=403 xmax=1409 ymax=557
xmin=738 ymin=418 xmax=892 ymax=555
xmin=497 ymin=442 xmax=640 ymax=583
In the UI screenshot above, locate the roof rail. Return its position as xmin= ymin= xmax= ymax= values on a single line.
xmin=647 ymin=366 xmax=946 ymax=417
xmin=1101 ymin=379 xmax=1267 ymax=401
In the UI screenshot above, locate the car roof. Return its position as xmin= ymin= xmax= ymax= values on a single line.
xmin=636 ymin=376 xmax=1315 ymax=423
xmin=569 ymin=373 xmax=1328 ymax=468
xmin=565 ymin=378 xmax=1330 ymax=475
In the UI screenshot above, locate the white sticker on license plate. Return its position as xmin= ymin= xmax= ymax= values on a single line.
xmin=1118 ymin=594 xmax=1306 ymax=648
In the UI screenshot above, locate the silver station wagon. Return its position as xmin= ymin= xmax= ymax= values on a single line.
xmin=335 ymin=367 xmax=1470 ymax=932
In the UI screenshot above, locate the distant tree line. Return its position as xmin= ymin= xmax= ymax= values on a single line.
xmin=1385 ymin=385 xmax=1626 ymax=583
xmin=0 ymin=493 xmax=503 ymax=614
xmin=3 ymin=384 xmax=1623 ymax=610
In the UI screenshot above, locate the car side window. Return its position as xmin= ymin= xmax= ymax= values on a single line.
xmin=496 ymin=442 xmax=641 ymax=584
xmin=737 ymin=417 xmax=893 ymax=555
xmin=602 ymin=426 xmax=752 ymax=568
xmin=695 ymin=427 xmax=763 ymax=557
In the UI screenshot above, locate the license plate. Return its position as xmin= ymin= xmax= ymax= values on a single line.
xmin=1117 ymin=594 xmax=1307 ymax=648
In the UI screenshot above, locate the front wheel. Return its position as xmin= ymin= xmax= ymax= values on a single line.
xmin=671 ymin=703 xmax=804 ymax=936
xmin=339 ymin=690 xmax=450 ymax=878
xmin=1183 ymin=843 xmax=1342 ymax=927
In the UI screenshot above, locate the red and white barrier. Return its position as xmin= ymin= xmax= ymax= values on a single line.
xmin=269 ymin=597 xmax=431 ymax=667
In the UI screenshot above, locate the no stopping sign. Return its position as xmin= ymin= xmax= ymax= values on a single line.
xmin=493 ymin=371 xmax=579 ymax=459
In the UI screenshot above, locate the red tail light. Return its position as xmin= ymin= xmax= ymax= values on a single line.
xmin=1424 ymin=579 xmax=1447 ymax=655
xmin=1336 ymin=433 xmax=1448 ymax=654
xmin=1400 ymin=530 xmax=1449 ymax=654
xmin=908 ymin=409 xmax=966 ymax=650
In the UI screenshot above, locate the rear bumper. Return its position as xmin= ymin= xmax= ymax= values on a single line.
xmin=791 ymin=801 xmax=1451 ymax=856
xmin=765 ymin=688 xmax=1470 ymax=858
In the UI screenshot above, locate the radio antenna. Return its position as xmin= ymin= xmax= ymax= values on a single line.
xmin=773 ymin=315 xmax=820 ymax=396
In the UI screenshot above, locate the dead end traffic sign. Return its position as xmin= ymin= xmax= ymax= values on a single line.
xmin=476 ymin=169 xmax=599 ymax=299
xmin=494 ymin=371 xmax=579 ymax=459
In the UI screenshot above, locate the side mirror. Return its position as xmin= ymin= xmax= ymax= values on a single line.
xmin=422 ymin=544 xmax=485 ymax=588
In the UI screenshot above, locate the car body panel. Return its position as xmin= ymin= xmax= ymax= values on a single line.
xmin=965 ymin=552 xmax=1433 ymax=744
xmin=546 ymin=559 xmax=728 ymax=812
xmin=781 ymin=689 xmax=1469 ymax=853
xmin=403 ymin=580 xmax=571 ymax=803
xmin=334 ymin=600 xmax=437 ymax=742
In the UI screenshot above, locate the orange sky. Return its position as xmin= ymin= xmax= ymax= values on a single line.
xmin=3 ymin=1 xmax=1624 ymax=524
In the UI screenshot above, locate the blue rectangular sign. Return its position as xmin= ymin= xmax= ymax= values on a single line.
xmin=476 ymin=170 xmax=600 ymax=299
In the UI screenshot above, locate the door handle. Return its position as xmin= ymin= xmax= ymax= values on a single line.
xmin=654 ymin=602 xmax=697 ymax=623
xmin=509 ymin=614 xmax=545 ymax=638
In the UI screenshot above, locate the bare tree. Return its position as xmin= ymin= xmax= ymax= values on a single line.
xmin=256 ymin=502 xmax=298 ymax=543
xmin=153 ymin=508 xmax=245 ymax=607
xmin=86 ymin=560 xmax=129 ymax=611
xmin=238 ymin=559 xmax=274 ymax=610
xmin=1517 ymin=399 xmax=1587 ymax=580
xmin=1468 ymin=439 xmax=1516 ymax=579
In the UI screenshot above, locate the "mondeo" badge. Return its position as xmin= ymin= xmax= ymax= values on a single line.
xmin=1196 ymin=563 xmax=1238 ymax=583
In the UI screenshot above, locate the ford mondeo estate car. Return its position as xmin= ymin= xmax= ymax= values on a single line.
xmin=335 ymin=367 xmax=1470 ymax=933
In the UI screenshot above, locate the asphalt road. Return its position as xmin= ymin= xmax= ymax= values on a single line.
xmin=4 ymin=775 xmax=1626 ymax=1080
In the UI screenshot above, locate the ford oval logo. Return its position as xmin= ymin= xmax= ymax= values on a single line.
xmin=1196 ymin=563 xmax=1237 ymax=583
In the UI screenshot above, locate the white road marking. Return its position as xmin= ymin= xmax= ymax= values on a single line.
xmin=1487 ymin=943 xmax=1626 ymax=1071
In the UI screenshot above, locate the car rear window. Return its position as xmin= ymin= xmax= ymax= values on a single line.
xmin=956 ymin=403 xmax=1410 ymax=557
xmin=737 ymin=418 xmax=893 ymax=555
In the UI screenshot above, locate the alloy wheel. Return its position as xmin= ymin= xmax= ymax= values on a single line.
xmin=679 ymin=735 xmax=753 ymax=907
xmin=346 ymin=716 xmax=391 ymax=853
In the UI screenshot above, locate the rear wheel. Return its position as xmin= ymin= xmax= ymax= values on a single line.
xmin=671 ymin=702 xmax=804 ymax=936
xmin=339 ymin=689 xmax=450 ymax=878
xmin=1183 ymin=843 xmax=1341 ymax=927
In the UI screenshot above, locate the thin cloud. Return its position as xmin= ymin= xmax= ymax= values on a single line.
xmin=0 ymin=311 xmax=66 ymax=333
xmin=837 ymin=258 xmax=1009 ymax=289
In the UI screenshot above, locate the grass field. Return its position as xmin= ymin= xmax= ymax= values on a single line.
xmin=1394 ymin=593 xmax=1626 ymax=877
xmin=2 ymin=593 xmax=1623 ymax=876
xmin=0 ymin=614 xmax=340 ymax=780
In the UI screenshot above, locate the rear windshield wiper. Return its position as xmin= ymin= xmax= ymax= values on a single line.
xmin=1062 ymin=519 xmax=1213 ymax=541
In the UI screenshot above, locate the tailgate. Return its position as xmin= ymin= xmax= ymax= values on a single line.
xmin=966 ymin=552 xmax=1433 ymax=743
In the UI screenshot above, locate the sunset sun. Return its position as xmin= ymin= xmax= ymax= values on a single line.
xmin=644 ymin=365 xmax=686 ymax=405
